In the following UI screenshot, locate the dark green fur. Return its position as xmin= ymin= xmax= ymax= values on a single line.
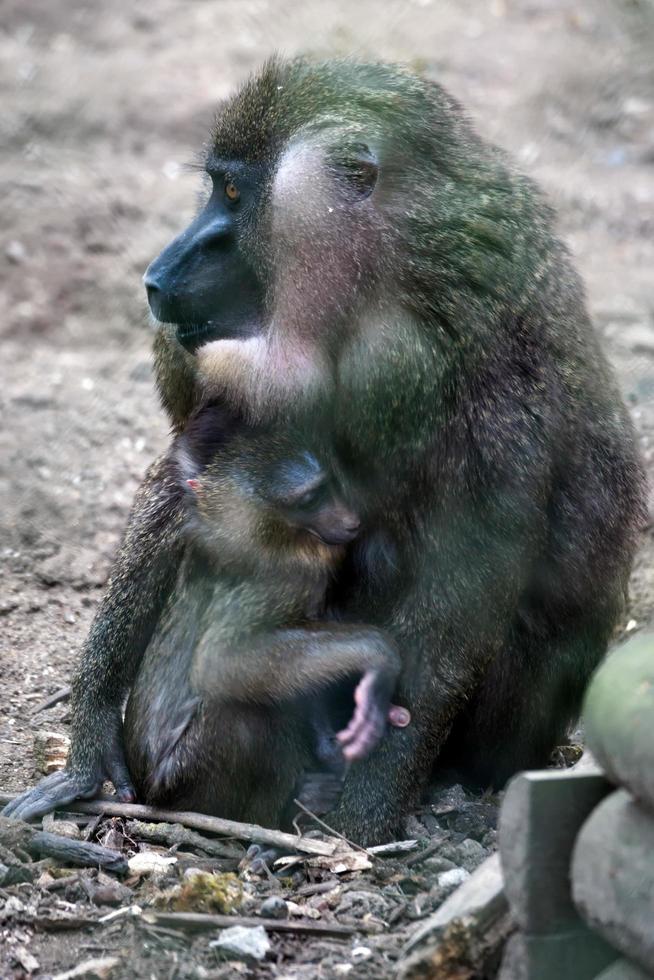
xmin=4 ymin=58 xmax=646 ymax=843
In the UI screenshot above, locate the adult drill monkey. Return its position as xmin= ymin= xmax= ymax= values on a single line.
xmin=5 ymin=58 xmax=645 ymax=844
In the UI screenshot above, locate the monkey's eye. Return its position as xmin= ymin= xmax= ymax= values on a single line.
xmin=331 ymin=145 xmax=378 ymax=200
xmin=224 ymin=180 xmax=240 ymax=203
xmin=294 ymin=484 xmax=327 ymax=512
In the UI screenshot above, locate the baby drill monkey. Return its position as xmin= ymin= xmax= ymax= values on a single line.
xmin=123 ymin=405 xmax=405 ymax=828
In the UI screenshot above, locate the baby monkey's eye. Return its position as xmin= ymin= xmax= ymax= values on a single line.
xmin=297 ymin=489 xmax=319 ymax=509
xmin=294 ymin=484 xmax=327 ymax=511
xmin=224 ymin=180 xmax=240 ymax=203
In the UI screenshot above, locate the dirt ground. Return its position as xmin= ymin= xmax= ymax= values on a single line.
xmin=1 ymin=0 xmax=653 ymax=977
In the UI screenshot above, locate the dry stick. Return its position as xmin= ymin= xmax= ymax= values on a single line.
xmin=145 ymin=910 xmax=367 ymax=937
xmin=32 ymin=686 xmax=71 ymax=715
xmin=124 ymin=819 xmax=244 ymax=860
xmin=294 ymin=879 xmax=341 ymax=898
xmin=0 ymin=793 xmax=337 ymax=857
xmin=291 ymin=799 xmax=369 ymax=855
xmin=32 ymin=833 xmax=129 ymax=875
xmin=0 ymin=816 xmax=128 ymax=875
xmin=405 ymin=836 xmax=446 ymax=868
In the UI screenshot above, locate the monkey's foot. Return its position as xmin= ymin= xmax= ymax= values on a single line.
xmin=241 ymin=843 xmax=284 ymax=875
xmin=2 ymin=756 xmax=135 ymax=823
xmin=2 ymin=770 xmax=101 ymax=822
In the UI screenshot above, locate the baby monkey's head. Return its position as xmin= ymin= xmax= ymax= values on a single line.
xmin=177 ymin=407 xmax=360 ymax=572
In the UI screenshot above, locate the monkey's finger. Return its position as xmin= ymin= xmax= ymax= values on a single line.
xmin=339 ymin=721 xmax=386 ymax=761
xmin=336 ymin=705 xmax=387 ymax=761
xmin=2 ymin=771 xmax=100 ymax=822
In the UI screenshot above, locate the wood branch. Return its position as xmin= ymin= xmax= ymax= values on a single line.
xmin=144 ymin=910 xmax=366 ymax=937
xmin=124 ymin=818 xmax=244 ymax=859
xmin=34 ymin=915 xmax=99 ymax=932
xmin=0 ymin=793 xmax=338 ymax=857
xmin=31 ymin=831 xmax=129 ymax=875
xmin=32 ymin=686 xmax=71 ymax=715
xmin=367 ymin=839 xmax=418 ymax=857
xmin=0 ymin=816 xmax=128 ymax=875
xmin=398 ymin=854 xmax=513 ymax=980
xmin=294 ymin=880 xmax=340 ymax=898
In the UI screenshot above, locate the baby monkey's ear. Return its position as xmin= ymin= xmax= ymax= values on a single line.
xmin=186 ymin=478 xmax=201 ymax=493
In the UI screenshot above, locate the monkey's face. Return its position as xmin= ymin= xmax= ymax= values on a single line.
xmin=143 ymin=60 xmax=390 ymax=357
xmin=144 ymin=163 xmax=267 ymax=352
xmin=277 ymin=483 xmax=362 ymax=548
xmin=185 ymin=445 xmax=360 ymax=567
xmin=263 ymin=453 xmax=361 ymax=548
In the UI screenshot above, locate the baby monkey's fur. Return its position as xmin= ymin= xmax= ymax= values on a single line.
xmin=123 ymin=406 xmax=400 ymax=827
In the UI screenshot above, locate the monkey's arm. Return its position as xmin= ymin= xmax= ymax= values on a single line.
xmin=194 ymin=622 xmax=401 ymax=761
xmin=3 ymin=454 xmax=185 ymax=821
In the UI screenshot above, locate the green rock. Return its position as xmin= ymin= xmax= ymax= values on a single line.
xmin=583 ymin=633 xmax=654 ymax=807
xmin=594 ymin=958 xmax=651 ymax=980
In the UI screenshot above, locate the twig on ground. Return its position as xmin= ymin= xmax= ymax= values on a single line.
xmin=367 ymin=839 xmax=419 ymax=857
xmin=31 ymin=831 xmax=129 ymax=875
xmin=0 ymin=793 xmax=338 ymax=857
xmin=125 ymin=818 xmax=244 ymax=860
xmin=33 ymin=915 xmax=100 ymax=932
xmin=294 ymin=879 xmax=340 ymax=898
xmin=405 ymin=836 xmax=447 ymax=867
xmin=0 ymin=816 xmax=128 ymax=875
xmin=32 ymin=686 xmax=71 ymax=715
xmin=145 ymin=910 xmax=369 ymax=936
xmin=291 ymin=799 xmax=368 ymax=854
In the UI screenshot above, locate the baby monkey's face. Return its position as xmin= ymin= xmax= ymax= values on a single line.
xmin=269 ymin=474 xmax=361 ymax=545
xmin=187 ymin=449 xmax=361 ymax=552
xmin=263 ymin=453 xmax=361 ymax=547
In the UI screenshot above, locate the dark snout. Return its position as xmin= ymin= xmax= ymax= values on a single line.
xmin=311 ymin=507 xmax=362 ymax=546
xmin=144 ymin=203 xmax=264 ymax=352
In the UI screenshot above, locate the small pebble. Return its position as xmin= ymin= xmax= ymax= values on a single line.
xmin=5 ymin=240 xmax=27 ymax=264
xmin=260 ymin=895 xmax=288 ymax=919
xmin=423 ymin=856 xmax=457 ymax=874
xmin=437 ymin=867 xmax=469 ymax=889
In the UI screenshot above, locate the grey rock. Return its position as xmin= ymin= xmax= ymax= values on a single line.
xmin=336 ymin=889 xmax=390 ymax=919
xmin=210 ymin=925 xmax=270 ymax=962
xmin=441 ymin=837 xmax=488 ymax=873
xmin=422 ymin=856 xmax=457 ymax=874
xmin=500 ymin=770 xmax=611 ymax=932
xmin=499 ymin=928 xmax=616 ymax=980
xmin=572 ymin=789 xmax=654 ymax=973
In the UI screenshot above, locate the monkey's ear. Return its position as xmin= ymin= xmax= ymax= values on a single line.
xmin=333 ymin=144 xmax=379 ymax=200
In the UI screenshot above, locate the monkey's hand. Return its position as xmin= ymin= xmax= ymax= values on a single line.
xmin=336 ymin=669 xmax=398 ymax=762
xmin=2 ymin=726 xmax=135 ymax=823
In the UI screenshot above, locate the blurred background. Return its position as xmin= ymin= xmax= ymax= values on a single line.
xmin=1 ymin=0 xmax=653 ymax=791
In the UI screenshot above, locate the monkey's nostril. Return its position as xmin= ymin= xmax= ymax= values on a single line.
xmin=144 ymin=280 xmax=162 ymax=318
